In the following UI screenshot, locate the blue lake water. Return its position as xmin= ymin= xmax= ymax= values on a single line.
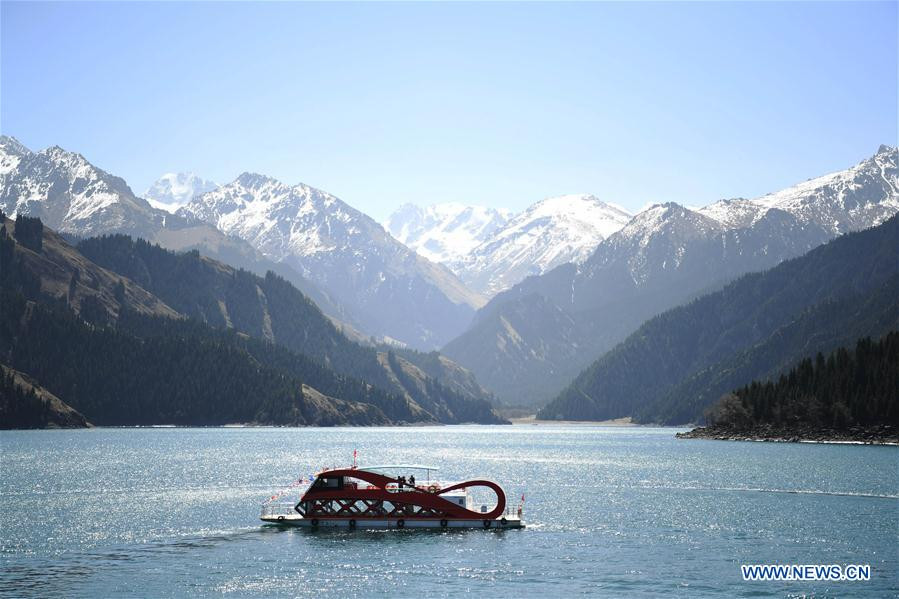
xmin=1 ymin=425 xmax=897 ymax=597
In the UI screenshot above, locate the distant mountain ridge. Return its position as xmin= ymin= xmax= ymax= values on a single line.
xmin=0 ymin=136 xmax=354 ymax=329
xmin=455 ymin=194 xmax=632 ymax=296
xmin=179 ymin=173 xmax=484 ymax=349
xmin=387 ymin=194 xmax=632 ymax=296
xmin=538 ymin=214 xmax=899 ymax=424
xmin=385 ymin=202 xmax=512 ymax=267
xmin=144 ymin=172 xmax=218 ymax=213
xmin=0 ymin=214 xmax=505 ymax=426
xmin=444 ymin=145 xmax=898 ymax=406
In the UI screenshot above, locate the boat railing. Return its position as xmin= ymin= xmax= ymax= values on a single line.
xmin=261 ymin=503 xmax=297 ymax=518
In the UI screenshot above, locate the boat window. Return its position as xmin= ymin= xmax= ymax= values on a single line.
xmin=313 ymin=476 xmax=343 ymax=489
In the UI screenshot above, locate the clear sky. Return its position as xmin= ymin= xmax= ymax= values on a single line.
xmin=2 ymin=2 xmax=896 ymax=221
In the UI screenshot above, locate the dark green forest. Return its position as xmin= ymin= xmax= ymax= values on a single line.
xmin=76 ymin=234 xmax=500 ymax=421
xmin=639 ymin=276 xmax=899 ymax=424
xmin=0 ymin=369 xmax=43 ymax=428
xmin=706 ymin=332 xmax=898 ymax=429
xmin=1 ymin=218 xmax=503 ymax=426
xmin=0 ymin=289 xmax=390 ymax=426
xmin=538 ymin=215 xmax=899 ymax=424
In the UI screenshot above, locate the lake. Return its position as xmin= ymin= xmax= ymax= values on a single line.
xmin=1 ymin=425 xmax=896 ymax=597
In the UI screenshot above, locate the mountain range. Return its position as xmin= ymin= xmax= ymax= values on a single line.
xmin=176 ymin=174 xmax=484 ymax=349
xmin=538 ymin=214 xmax=899 ymax=424
xmin=0 ymin=137 xmax=482 ymax=350
xmin=442 ymin=145 xmax=898 ymax=406
xmin=0 ymin=136 xmax=353 ymax=325
xmin=387 ymin=194 xmax=632 ymax=296
xmin=3 ymin=133 xmax=896 ymax=422
xmin=0 ymin=214 xmax=504 ymax=426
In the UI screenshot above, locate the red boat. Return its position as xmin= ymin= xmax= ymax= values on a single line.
xmin=261 ymin=464 xmax=524 ymax=529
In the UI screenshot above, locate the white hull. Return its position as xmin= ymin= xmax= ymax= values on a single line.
xmin=261 ymin=515 xmax=524 ymax=529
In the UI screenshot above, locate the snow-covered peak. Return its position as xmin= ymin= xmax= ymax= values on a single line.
xmin=0 ymin=136 xmax=31 ymax=176
xmin=178 ymin=172 xmax=483 ymax=348
xmin=180 ymin=173 xmax=373 ymax=260
xmin=455 ymin=194 xmax=632 ymax=296
xmin=386 ymin=202 xmax=512 ymax=265
xmin=234 ymin=171 xmax=283 ymax=191
xmin=0 ymin=141 xmax=162 ymax=238
xmin=698 ymin=198 xmax=767 ymax=229
xmin=144 ymin=172 xmax=218 ymax=213
xmin=611 ymin=202 xmax=719 ymax=243
xmin=698 ymin=145 xmax=898 ymax=234
xmin=0 ymin=136 xmax=31 ymax=157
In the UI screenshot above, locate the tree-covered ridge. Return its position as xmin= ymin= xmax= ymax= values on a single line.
xmin=707 ymin=332 xmax=898 ymax=430
xmin=538 ymin=214 xmax=899 ymax=424
xmin=1 ymin=215 xmax=503 ymax=426
xmin=0 ymin=289 xmax=393 ymax=426
xmin=0 ymin=364 xmax=91 ymax=429
xmin=638 ymin=275 xmax=899 ymax=424
xmin=76 ymin=234 xmax=503 ymax=422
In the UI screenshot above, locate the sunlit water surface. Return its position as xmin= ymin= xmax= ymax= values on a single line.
xmin=1 ymin=426 xmax=897 ymax=597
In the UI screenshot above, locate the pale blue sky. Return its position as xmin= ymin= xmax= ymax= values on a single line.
xmin=2 ymin=2 xmax=896 ymax=220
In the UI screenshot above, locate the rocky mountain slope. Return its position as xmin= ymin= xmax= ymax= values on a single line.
xmin=178 ymin=173 xmax=484 ymax=349
xmin=1 ymin=364 xmax=92 ymax=429
xmin=444 ymin=146 xmax=899 ymax=406
xmin=0 ymin=215 xmax=505 ymax=425
xmin=538 ymin=215 xmax=899 ymax=424
xmin=455 ymin=194 xmax=632 ymax=296
xmin=76 ymin=233 xmax=500 ymax=421
xmin=0 ymin=136 xmax=358 ymax=334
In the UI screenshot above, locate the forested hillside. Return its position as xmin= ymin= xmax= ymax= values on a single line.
xmin=639 ymin=277 xmax=899 ymax=424
xmin=717 ymin=332 xmax=898 ymax=429
xmin=0 ymin=215 xmax=504 ymax=426
xmin=0 ymin=364 xmax=91 ymax=429
xmin=538 ymin=215 xmax=899 ymax=424
xmin=76 ymin=234 xmax=500 ymax=420
xmin=677 ymin=333 xmax=899 ymax=443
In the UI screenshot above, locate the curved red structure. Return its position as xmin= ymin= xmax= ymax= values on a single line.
xmin=296 ymin=468 xmax=507 ymax=521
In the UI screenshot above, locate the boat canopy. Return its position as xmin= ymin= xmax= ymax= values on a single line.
xmin=356 ymin=464 xmax=439 ymax=473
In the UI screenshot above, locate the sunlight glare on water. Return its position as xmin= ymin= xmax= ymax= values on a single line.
xmin=1 ymin=425 xmax=897 ymax=597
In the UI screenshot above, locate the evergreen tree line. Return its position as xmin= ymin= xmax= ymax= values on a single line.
xmin=76 ymin=234 xmax=499 ymax=418
xmin=538 ymin=214 xmax=899 ymax=424
xmin=0 ymin=289 xmax=389 ymax=426
xmin=1 ymin=218 xmax=502 ymax=426
xmin=708 ymin=332 xmax=899 ymax=429
xmin=637 ymin=275 xmax=899 ymax=424
xmin=0 ymin=368 xmax=52 ymax=429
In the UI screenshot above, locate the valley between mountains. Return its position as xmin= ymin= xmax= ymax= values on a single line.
xmin=1 ymin=135 xmax=896 ymax=429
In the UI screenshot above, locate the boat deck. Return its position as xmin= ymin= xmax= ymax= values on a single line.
xmin=261 ymin=504 xmax=524 ymax=529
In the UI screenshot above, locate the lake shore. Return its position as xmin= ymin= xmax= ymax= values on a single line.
xmin=676 ymin=423 xmax=899 ymax=445
xmin=509 ymin=416 xmax=637 ymax=426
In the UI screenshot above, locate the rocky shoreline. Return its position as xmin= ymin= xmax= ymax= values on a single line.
xmin=676 ymin=423 xmax=899 ymax=445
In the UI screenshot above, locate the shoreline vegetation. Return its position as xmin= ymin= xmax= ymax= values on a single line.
xmin=676 ymin=424 xmax=899 ymax=445
xmin=678 ymin=333 xmax=898 ymax=446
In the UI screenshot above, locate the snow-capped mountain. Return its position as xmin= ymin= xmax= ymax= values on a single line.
xmin=144 ymin=172 xmax=218 ymax=213
xmin=385 ymin=202 xmax=511 ymax=266
xmin=0 ymin=136 xmax=162 ymax=238
xmin=0 ymin=137 xmax=350 ymax=323
xmin=444 ymin=145 xmax=898 ymax=406
xmin=455 ymin=194 xmax=631 ymax=296
xmin=700 ymin=144 xmax=898 ymax=232
xmin=179 ymin=174 xmax=485 ymax=349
